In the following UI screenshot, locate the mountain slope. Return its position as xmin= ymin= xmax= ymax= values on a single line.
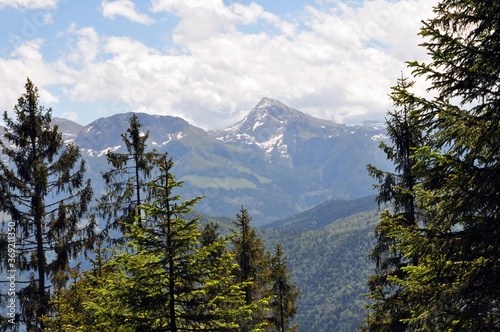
xmin=74 ymin=112 xmax=199 ymax=155
xmin=47 ymin=100 xmax=390 ymax=224
xmin=210 ymin=98 xmax=390 ymax=211
xmin=262 ymin=194 xmax=377 ymax=231
xmin=260 ymin=207 xmax=378 ymax=331
xmin=200 ymin=196 xmax=380 ymax=332
xmin=52 ymin=117 xmax=84 ymax=142
xmin=210 ymin=97 xmax=344 ymax=163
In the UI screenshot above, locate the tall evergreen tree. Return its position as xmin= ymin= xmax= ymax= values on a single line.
xmin=85 ymin=156 xmax=261 ymax=331
xmin=231 ymin=208 xmax=271 ymax=330
xmin=363 ymin=75 xmax=427 ymax=331
xmin=364 ymin=0 xmax=500 ymax=329
xmin=98 ymin=113 xmax=161 ymax=237
xmin=396 ymin=0 xmax=500 ymax=329
xmin=268 ymin=244 xmax=299 ymax=332
xmin=0 ymin=78 xmax=94 ymax=331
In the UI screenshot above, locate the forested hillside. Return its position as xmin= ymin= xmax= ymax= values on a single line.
xmin=197 ymin=205 xmax=379 ymax=332
xmin=262 ymin=209 xmax=378 ymax=331
xmin=198 ymin=199 xmax=380 ymax=331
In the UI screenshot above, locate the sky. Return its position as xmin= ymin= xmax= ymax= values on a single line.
xmin=0 ymin=0 xmax=438 ymax=130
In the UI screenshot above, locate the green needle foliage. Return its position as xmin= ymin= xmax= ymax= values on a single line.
xmin=85 ymin=156 xmax=263 ymax=331
xmin=364 ymin=0 xmax=500 ymax=330
xmin=231 ymin=208 xmax=272 ymax=331
xmin=268 ymin=244 xmax=299 ymax=332
xmin=363 ymin=75 xmax=427 ymax=332
xmin=97 ymin=113 xmax=162 ymax=239
xmin=0 ymin=78 xmax=94 ymax=331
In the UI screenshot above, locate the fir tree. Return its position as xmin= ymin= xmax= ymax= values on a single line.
xmin=395 ymin=0 xmax=500 ymax=328
xmin=40 ymin=264 xmax=94 ymax=331
xmin=85 ymin=156 xmax=261 ymax=331
xmin=0 ymin=78 xmax=94 ymax=331
xmin=364 ymin=0 xmax=500 ymax=329
xmin=363 ymin=75 xmax=427 ymax=331
xmin=268 ymin=244 xmax=299 ymax=332
xmin=97 ymin=113 xmax=161 ymax=238
xmin=231 ymin=208 xmax=271 ymax=330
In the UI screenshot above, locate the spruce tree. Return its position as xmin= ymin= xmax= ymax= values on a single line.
xmin=0 ymin=78 xmax=94 ymax=331
xmin=268 ymin=244 xmax=299 ymax=332
xmin=40 ymin=264 xmax=94 ymax=331
xmin=85 ymin=156 xmax=260 ymax=331
xmin=364 ymin=0 xmax=500 ymax=329
xmin=231 ymin=208 xmax=271 ymax=330
xmin=98 ymin=113 xmax=161 ymax=238
xmin=394 ymin=0 xmax=500 ymax=329
xmin=363 ymin=75 xmax=426 ymax=331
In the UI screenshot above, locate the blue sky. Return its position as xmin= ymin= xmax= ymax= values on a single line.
xmin=0 ymin=0 xmax=437 ymax=129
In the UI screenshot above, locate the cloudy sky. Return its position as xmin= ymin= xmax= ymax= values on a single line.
xmin=0 ymin=0 xmax=437 ymax=129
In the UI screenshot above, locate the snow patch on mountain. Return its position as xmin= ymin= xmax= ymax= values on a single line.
xmin=256 ymin=133 xmax=288 ymax=157
xmin=98 ymin=145 xmax=121 ymax=157
xmin=209 ymin=97 xmax=330 ymax=160
xmin=210 ymin=98 xmax=366 ymax=163
xmin=371 ymin=133 xmax=388 ymax=141
xmin=151 ymin=132 xmax=185 ymax=147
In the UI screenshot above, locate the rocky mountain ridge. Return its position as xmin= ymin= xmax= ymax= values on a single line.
xmin=48 ymin=98 xmax=390 ymax=224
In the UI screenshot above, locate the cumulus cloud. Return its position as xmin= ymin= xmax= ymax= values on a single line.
xmin=0 ymin=0 xmax=439 ymax=128
xmin=101 ymin=0 xmax=154 ymax=25
xmin=145 ymin=0 xmax=437 ymax=126
xmin=64 ymin=26 xmax=100 ymax=65
xmin=62 ymin=111 xmax=78 ymax=121
xmin=0 ymin=0 xmax=57 ymax=9
xmin=0 ymin=39 xmax=74 ymax=116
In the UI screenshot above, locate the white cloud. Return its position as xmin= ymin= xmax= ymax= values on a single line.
xmin=65 ymin=27 xmax=100 ymax=64
xmin=62 ymin=111 xmax=78 ymax=121
xmin=101 ymin=0 xmax=154 ymax=25
xmin=0 ymin=0 xmax=439 ymax=129
xmin=80 ymin=1 xmax=435 ymax=127
xmin=0 ymin=0 xmax=57 ymax=9
xmin=0 ymin=39 xmax=73 ymax=116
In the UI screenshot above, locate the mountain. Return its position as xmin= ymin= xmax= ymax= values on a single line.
xmin=73 ymin=113 xmax=204 ymax=155
xmin=209 ymin=98 xmax=344 ymax=163
xmin=42 ymin=99 xmax=390 ymax=224
xmin=208 ymin=98 xmax=390 ymax=221
xmin=52 ymin=117 xmax=84 ymax=142
xmin=262 ymin=194 xmax=378 ymax=231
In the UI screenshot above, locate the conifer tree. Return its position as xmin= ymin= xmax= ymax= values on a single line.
xmin=40 ymin=239 xmax=113 ymax=330
xmin=98 ymin=113 xmax=161 ymax=237
xmin=364 ymin=0 xmax=500 ymax=329
xmin=363 ymin=75 xmax=426 ymax=331
xmin=85 ymin=156 xmax=261 ymax=331
xmin=231 ymin=208 xmax=271 ymax=330
xmin=392 ymin=0 xmax=500 ymax=329
xmin=268 ymin=244 xmax=299 ymax=332
xmin=0 ymin=78 xmax=94 ymax=331
xmin=40 ymin=264 xmax=94 ymax=331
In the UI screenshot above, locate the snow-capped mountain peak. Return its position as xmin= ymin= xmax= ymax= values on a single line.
xmin=209 ymin=98 xmax=345 ymax=162
xmin=212 ymin=98 xmax=316 ymax=144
